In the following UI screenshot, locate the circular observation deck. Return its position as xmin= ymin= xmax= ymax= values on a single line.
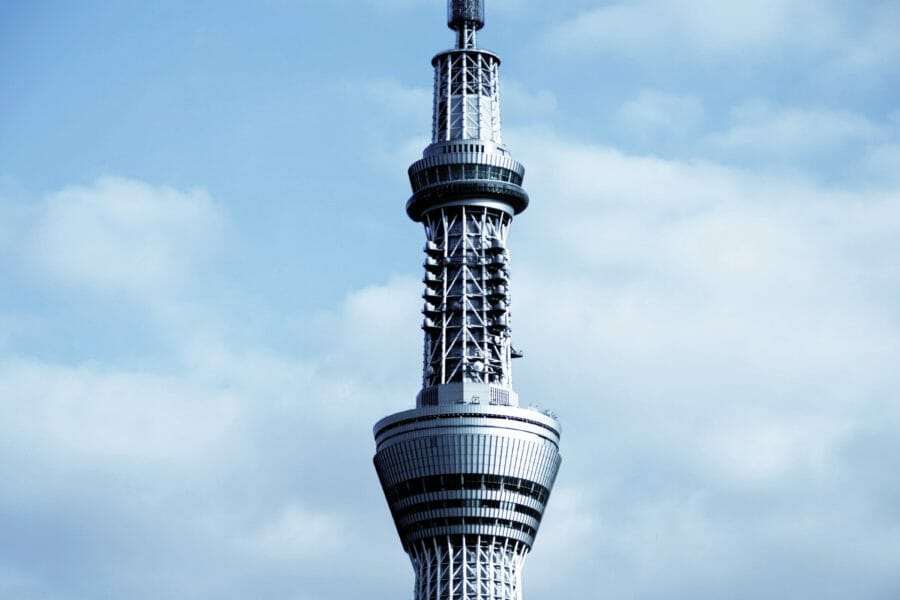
xmin=406 ymin=146 xmax=529 ymax=221
xmin=373 ymin=405 xmax=561 ymax=550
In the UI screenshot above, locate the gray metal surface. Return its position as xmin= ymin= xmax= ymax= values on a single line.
xmin=374 ymin=405 xmax=561 ymax=549
xmin=448 ymin=0 xmax=485 ymax=31
xmin=373 ymin=2 xmax=561 ymax=598
xmin=431 ymin=50 xmax=502 ymax=144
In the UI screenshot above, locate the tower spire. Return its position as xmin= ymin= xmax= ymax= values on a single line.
xmin=448 ymin=0 xmax=484 ymax=48
xmin=374 ymin=3 xmax=562 ymax=599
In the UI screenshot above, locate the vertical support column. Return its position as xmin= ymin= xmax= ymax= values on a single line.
xmin=435 ymin=537 xmax=443 ymax=600
xmin=461 ymin=54 xmax=469 ymax=140
xmin=441 ymin=211 xmax=450 ymax=385
xmin=445 ymin=57 xmax=453 ymax=141
xmin=460 ymin=206 xmax=467 ymax=382
xmin=456 ymin=21 xmax=477 ymax=49
xmin=475 ymin=535 xmax=482 ymax=599
xmin=433 ymin=65 xmax=441 ymax=145
xmin=448 ymin=536 xmax=455 ymax=600
xmin=408 ymin=537 xmax=528 ymax=600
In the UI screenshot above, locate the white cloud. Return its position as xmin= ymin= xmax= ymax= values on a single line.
xmin=512 ymin=128 xmax=900 ymax=377
xmin=827 ymin=1 xmax=900 ymax=76
xmin=704 ymin=99 xmax=883 ymax=160
xmin=247 ymin=504 xmax=346 ymax=562
xmin=543 ymin=0 xmax=841 ymax=60
xmin=501 ymin=127 xmax=900 ymax=595
xmin=352 ymin=78 xmax=432 ymax=175
xmin=0 ymin=274 xmax=418 ymax=598
xmin=0 ymin=183 xmax=32 ymax=269
xmin=359 ymin=79 xmax=432 ymax=126
xmin=615 ymin=90 xmax=704 ymax=139
xmin=530 ymin=485 xmax=597 ymax=556
xmin=30 ymin=177 xmax=224 ymax=302
xmin=502 ymin=80 xmax=558 ymax=119
xmin=311 ymin=276 xmax=421 ymax=388
xmin=0 ymin=359 xmax=238 ymax=464
xmin=863 ymin=143 xmax=900 ymax=182
xmin=0 ymin=170 xmax=427 ymax=598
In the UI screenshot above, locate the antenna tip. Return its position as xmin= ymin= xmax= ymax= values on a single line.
xmin=448 ymin=0 xmax=485 ymax=31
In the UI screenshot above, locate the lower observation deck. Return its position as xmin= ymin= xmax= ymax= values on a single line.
xmin=374 ymin=405 xmax=561 ymax=550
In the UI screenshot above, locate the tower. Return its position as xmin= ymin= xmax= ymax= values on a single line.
xmin=373 ymin=2 xmax=562 ymax=599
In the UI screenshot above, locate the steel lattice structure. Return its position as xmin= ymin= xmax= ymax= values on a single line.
xmin=374 ymin=3 xmax=561 ymax=599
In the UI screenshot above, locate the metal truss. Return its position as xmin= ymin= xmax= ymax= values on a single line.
xmin=421 ymin=205 xmax=513 ymax=389
xmin=456 ymin=22 xmax=478 ymax=50
xmin=432 ymin=50 xmax=502 ymax=145
xmin=410 ymin=536 xmax=526 ymax=600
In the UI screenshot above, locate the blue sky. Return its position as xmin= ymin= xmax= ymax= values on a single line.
xmin=1 ymin=0 xmax=899 ymax=598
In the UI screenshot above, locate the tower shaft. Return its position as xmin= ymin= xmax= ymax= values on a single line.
xmin=374 ymin=3 xmax=561 ymax=599
xmin=411 ymin=539 xmax=526 ymax=600
xmin=420 ymin=206 xmax=515 ymax=398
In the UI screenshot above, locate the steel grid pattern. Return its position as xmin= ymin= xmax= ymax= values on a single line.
xmin=421 ymin=205 xmax=513 ymax=390
xmin=432 ymin=50 xmax=502 ymax=145
xmin=411 ymin=537 xmax=525 ymax=600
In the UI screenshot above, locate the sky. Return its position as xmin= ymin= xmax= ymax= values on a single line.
xmin=1 ymin=0 xmax=899 ymax=598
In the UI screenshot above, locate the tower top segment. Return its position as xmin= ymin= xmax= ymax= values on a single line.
xmin=406 ymin=0 xmax=528 ymax=221
xmin=448 ymin=0 xmax=485 ymax=32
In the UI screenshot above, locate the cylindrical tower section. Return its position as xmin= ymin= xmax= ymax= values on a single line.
xmin=374 ymin=406 xmax=561 ymax=600
xmin=431 ymin=50 xmax=502 ymax=144
xmin=448 ymin=0 xmax=485 ymax=31
xmin=419 ymin=206 xmax=514 ymax=391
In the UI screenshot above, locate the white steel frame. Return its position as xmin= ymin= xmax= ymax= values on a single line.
xmin=410 ymin=536 xmax=526 ymax=600
xmin=422 ymin=206 xmax=513 ymax=389
xmin=433 ymin=51 xmax=502 ymax=145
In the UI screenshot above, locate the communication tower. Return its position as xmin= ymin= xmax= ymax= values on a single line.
xmin=373 ymin=2 xmax=562 ymax=598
